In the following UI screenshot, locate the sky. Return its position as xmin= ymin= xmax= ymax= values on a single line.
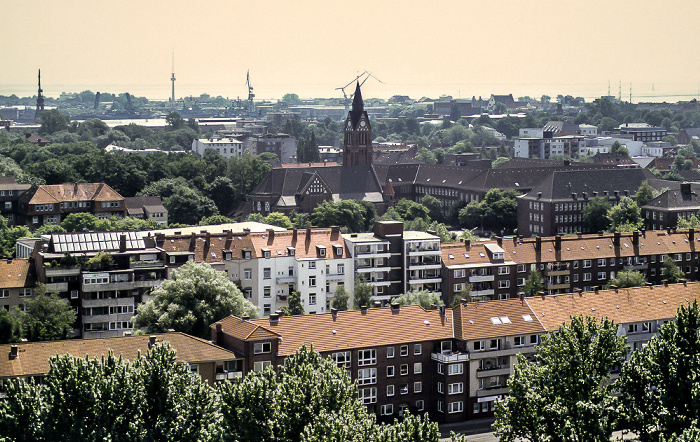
xmin=2 ymin=0 xmax=700 ymax=102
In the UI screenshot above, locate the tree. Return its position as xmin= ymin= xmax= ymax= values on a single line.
xmin=353 ymin=277 xmax=373 ymax=309
xmin=452 ymin=283 xmax=472 ymax=307
xmin=263 ymin=212 xmax=294 ymax=229
xmin=605 ymin=269 xmax=646 ymax=289
xmin=331 ymin=285 xmax=349 ymax=311
xmin=582 ymin=196 xmax=612 ymax=233
xmin=609 ymin=196 xmax=642 ymax=232
xmin=60 ymin=212 xmax=100 ymax=232
xmin=421 ymin=194 xmax=443 ymax=223
xmin=523 ymin=269 xmax=543 ymax=297
xmin=662 ymin=255 xmax=684 ymax=283
xmin=619 ymin=301 xmax=700 ymax=440
xmin=0 ymin=307 xmax=22 ymax=344
xmin=38 ymin=109 xmax=71 ymax=135
xmin=134 ymin=261 xmax=257 ymax=338
xmin=281 ymin=93 xmax=302 ymax=105
xmin=311 ymin=200 xmax=375 ymax=233
xmin=21 ymin=286 xmax=77 ymax=341
xmin=281 ymin=290 xmax=304 ymax=316
xmin=491 ymin=156 xmax=510 ymax=168
xmin=391 ymin=289 xmax=444 ymax=310
xmin=165 ymin=111 xmax=185 ymax=130
xmin=494 ymin=315 xmax=629 ymax=442
xmin=636 ymin=180 xmax=656 ymax=207
xmin=164 ymin=186 xmax=219 ymax=225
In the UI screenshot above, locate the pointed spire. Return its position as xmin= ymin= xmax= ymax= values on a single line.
xmin=352 ymin=81 xmax=363 ymax=113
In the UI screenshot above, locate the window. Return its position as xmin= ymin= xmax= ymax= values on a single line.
xmin=473 ymin=403 xmax=480 ymax=414
xmin=386 ymin=346 xmax=395 ymax=358
xmin=337 ymin=264 xmax=344 ymax=274
xmin=454 ymin=283 xmax=464 ymax=292
xmin=583 ymin=273 xmax=592 ymax=281
xmin=598 ymin=258 xmax=606 ymax=267
xmin=628 ymin=323 xmax=639 ymax=334
xmin=489 ymin=339 xmax=501 ymax=349
xmin=441 ymin=341 xmax=452 ymax=354
xmin=583 ymin=260 xmax=592 ymax=268
xmin=514 ymin=336 xmax=525 ymax=346
xmin=437 ymin=382 xmax=444 ymax=393
xmin=530 ymin=334 xmax=539 ymax=345
xmin=448 ymin=401 xmax=464 ymax=413
xmin=597 ymin=272 xmax=607 ymax=280
xmin=70 ymin=290 xmax=79 ymax=299
xmin=0 ymin=289 xmax=8 ymax=298
xmin=414 ymin=344 xmax=422 ymax=355
xmin=309 ymin=261 xmax=316 ymax=269
xmin=437 ymin=363 xmax=444 ymax=375
xmin=675 ymin=253 xmax=683 ymax=262
xmin=400 ymin=345 xmax=408 ymax=356
xmin=400 ymin=384 xmax=409 ymax=395
xmin=387 ymin=385 xmax=395 ymax=396
xmin=416 ymin=400 xmax=425 ymax=411
xmin=254 ymin=342 xmax=271 ymax=354
xmin=437 ymin=401 xmax=444 ymax=413
xmin=448 ymin=363 xmax=464 ymax=375
xmin=380 ymin=404 xmax=393 ymax=415
xmin=387 ymin=365 xmax=395 ymax=377
xmin=331 ymin=351 xmax=351 ymax=368
xmin=454 ymin=269 xmax=465 ymax=278
xmin=357 ymin=368 xmax=377 ymax=385
xmin=309 ymin=293 xmax=316 ymax=305
xmin=263 ymin=287 xmax=271 ymax=297
xmin=498 ymin=266 xmax=509 ymax=275
xmin=414 ymin=362 xmax=422 ymax=374
xmin=253 ymin=361 xmax=271 ymax=372
xmin=473 ymin=340 xmax=485 ymax=351
xmin=400 ymin=364 xmax=409 ymax=375
xmin=498 ymin=280 xmax=510 ymax=289
xmin=573 ymin=261 xmax=579 ymax=269
xmin=517 ymin=278 xmax=525 ymax=286
xmin=19 ymin=288 xmax=31 ymax=297
xmin=358 ymin=349 xmax=377 ymax=366
xmin=448 ymin=382 xmax=464 ymax=395
xmin=263 ymin=268 xmax=271 ymax=279
xmin=358 ymin=387 xmax=377 ymax=404
xmin=517 ymin=264 xmax=526 ymax=273
xmin=414 ymin=381 xmax=422 ymax=393
xmin=309 ymin=276 xmax=316 ymax=287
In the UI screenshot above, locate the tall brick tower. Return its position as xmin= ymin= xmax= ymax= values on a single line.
xmin=342 ymin=83 xmax=373 ymax=166
xmin=34 ymin=69 xmax=45 ymax=122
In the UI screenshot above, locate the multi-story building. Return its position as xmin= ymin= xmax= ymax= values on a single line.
xmin=642 ymin=182 xmax=700 ymax=230
xmin=514 ymin=135 xmax=587 ymax=159
xmin=0 ymin=258 xmax=35 ymax=312
xmin=211 ymin=282 xmax=700 ymax=423
xmin=19 ymin=183 xmax=126 ymax=228
xmin=0 ymin=176 xmax=31 ymax=226
xmin=32 ymin=231 xmax=167 ymax=338
xmin=0 ymin=332 xmax=243 ymax=389
xmin=246 ymin=134 xmax=296 ymax=164
xmin=191 ymin=137 xmax=246 ymax=158
xmin=616 ymin=123 xmax=668 ymax=142
xmin=516 ymin=168 xmax=659 ymax=236
xmin=124 ymin=196 xmax=168 ymax=225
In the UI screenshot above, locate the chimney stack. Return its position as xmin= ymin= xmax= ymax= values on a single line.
xmin=535 ymin=236 xmax=542 ymax=252
xmin=360 ymin=305 xmax=368 ymax=314
xmin=9 ymin=345 xmax=18 ymax=360
xmin=439 ymin=305 xmax=446 ymax=317
xmin=331 ymin=307 xmax=338 ymax=320
xmin=633 ymin=230 xmax=639 ymax=246
xmin=242 ymin=315 xmax=250 ymax=321
xmin=391 ymin=303 xmax=400 ymax=313
xmin=148 ymin=335 xmax=157 ymax=349
xmin=496 ymin=236 xmax=502 ymax=247
xmin=373 ymin=300 xmax=382 ymax=308
xmin=554 ymin=234 xmax=562 ymax=251
xmin=613 ymin=232 xmax=621 ymax=248
xmin=269 ymin=313 xmax=280 ymax=325
xmin=292 ymin=229 xmax=298 ymax=244
xmin=430 ymin=304 xmax=438 ymax=310
xmin=119 ymin=234 xmax=127 ymax=253
xmin=267 ymin=229 xmax=275 ymax=240
xmin=691 ymin=228 xmax=695 ymax=243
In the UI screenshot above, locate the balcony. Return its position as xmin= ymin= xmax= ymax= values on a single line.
xmin=82 ymin=297 xmax=134 ymax=308
xmin=276 ymin=275 xmax=296 ymax=284
xmin=130 ymin=260 xmax=165 ymax=269
xmin=356 ymin=266 xmax=391 ymax=274
xmin=407 ymin=249 xmax=441 ymax=257
xmin=356 ymin=250 xmax=391 ymax=259
xmin=545 ymin=283 xmax=570 ymax=290
xmin=431 ymin=352 xmax=469 ymax=363
xmin=132 ymin=279 xmax=162 ymax=289
xmin=476 ymin=366 xmax=511 ymax=378
xmin=469 ymin=274 xmax=495 ymax=283
xmin=545 ymin=269 xmax=569 ymax=277
xmin=215 ymin=371 xmax=243 ymax=381
xmin=408 ymin=277 xmax=442 ymax=285
xmin=45 ymin=267 xmax=81 ymax=277
xmin=83 ymin=313 xmax=134 ymax=323
xmin=624 ymin=262 xmax=648 ymax=270
xmin=325 ymin=273 xmax=346 ymax=281
xmin=471 ymin=289 xmax=495 ymax=296
xmin=477 ymin=386 xmax=510 ymax=397
xmin=45 ymin=282 xmax=68 ymax=293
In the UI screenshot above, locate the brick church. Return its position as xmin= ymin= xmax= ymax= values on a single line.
xmin=247 ymin=83 xmax=395 ymax=216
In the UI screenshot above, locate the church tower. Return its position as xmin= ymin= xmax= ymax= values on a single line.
xmin=342 ymin=83 xmax=373 ymax=167
xmin=34 ymin=69 xmax=45 ymax=122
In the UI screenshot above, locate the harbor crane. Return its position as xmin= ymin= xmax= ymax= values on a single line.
xmin=336 ymin=71 xmax=383 ymax=116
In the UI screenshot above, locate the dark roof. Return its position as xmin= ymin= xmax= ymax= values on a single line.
xmin=592 ymin=152 xmax=638 ymax=166
xmin=521 ymin=168 xmax=658 ymax=201
xmin=643 ymin=183 xmax=700 ymax=210
xmin=349 ymin=83 xmax=367 ymax=129
xmin=124 ymin=196 xmax=166 ymax=211
xmin=0 ymin=176 xmax=31 ymax=191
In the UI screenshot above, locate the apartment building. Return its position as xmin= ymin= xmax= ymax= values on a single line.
xmin=0 ymin=258 xmax=35 ymax=311
xmin=124 ymin=196 xmax=168 ymax=226
xmin=32 ymin=231 xmax=167 ymax=338
xmin=641 ymin=182 xmax=700 ymax=230
xmin=19 ymin=183 xmax=126 ymax=228
xmin=440 ymin=229 xmax=700 ymax=304
xmin=0 ymin=332 xmax=242 ymax=389
xmin=211 ymin=282 xmax=700 ymax=424
xmin=0 ymin=176 xmax=31 ymax=226
xmin=191 ymin=137 xmax=246 ymax=158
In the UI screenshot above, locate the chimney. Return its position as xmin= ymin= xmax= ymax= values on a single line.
xmin=538 ymin=290 xmax=545 ymax=299
xmin=292 ymin=229 xmax=298 ymax=244
xmin=331 ymin=226 xmax=340 ymax=236
xmin=306 ymin=228 xmax=312 ymax=241
xmin=267 ymin=229 xmax=275 ymax=240
xmin=535 ymin=236 xmax=542 ymax=252
xmin=593 ymin=191 xmax=598 ymax=197
xmin=571 ymin=192 xmax=577 ymax=200
xmin=269 ymin=313 xmax=280 ymax=325
xmin=464 ymin=239 xmax=471 ymax=249
xmin=614 ymin=190 xmax=620 ymax=199
xmin=613 ymin=232 xmax=621 ymax=248
xmin=691 ymin=228 xmax=695 ymax=243
xmin=554 ymin=234 xmax=562 ymax=251
xmin=215 ymin=323 xmax=223 ymax=345
xmin=242 ymin=315 xmax=250 ymax=321
xmin=148 ymin=335 xmax=157 ymax=349
xmin=496 ymin=236 xmax=502 ymax=247
xmin=9 ymin=345 xmax=18 ymax=360
xmin=633 ymin=230 xmax=639 ymax=245
xmin=373 ymin=300 xmax=382 ymax=308
xmin=582 ymin=191 xmax=588 ymax=200
xmin=205 ymin=231 xmax=211 ymax=243
xmin=331 ymin=307 xmax=338 ymax=320
xmin=439 ymin=305 xmax=446 ymax=317
xmin=681 ymin=182 xmax=692 ymax=195
xmin=594 ymin=286 xmax=599 ymax=294
xmin=360 ymin=305 xmax=368 ymax=314
xmin=119 ymin=234 xmax=127 ymax=253
xmin=391 ymin=303 xmax=400 ymax=313
xmin=430 ymin=304 xmax=437 ymax=310
xmin=537 ymin=192 xmax=542 ymax=199
xmin=189 ymin=232 xmax=197 ymax=251
xmin=243 ymin=228 xmax=251 ymax=235
xmin=663 ymin=280 xmax=669 ymax=287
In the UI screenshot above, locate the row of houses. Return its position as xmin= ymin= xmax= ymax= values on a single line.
xmin=6 ymin=220 xmax=700 ymax=340
xmin=0 ymin=178 xmax=168 ymax=228
xmin=3 ymin=281 xmax=695 ymax=424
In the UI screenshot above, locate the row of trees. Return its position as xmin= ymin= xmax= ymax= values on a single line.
xmin=0 ymin=343 xmax=449 ymax=442
xmin=495 ymin=302 xmax=700 ymax=441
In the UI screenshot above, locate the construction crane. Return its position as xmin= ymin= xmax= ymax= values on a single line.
xmin=336 ymin=71 xmax=383 ymax=116
xmin=246 ymin=70 xmax=255 ymax=113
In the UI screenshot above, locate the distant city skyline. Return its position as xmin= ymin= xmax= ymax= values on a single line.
xmin=2 ymin=0 xmax=700 ymax=103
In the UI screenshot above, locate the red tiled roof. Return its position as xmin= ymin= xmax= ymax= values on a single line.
xmin=0 ymin=259 xmax=34 ymax=289
xmin=454 ymin=298 xmax=546 ymax=341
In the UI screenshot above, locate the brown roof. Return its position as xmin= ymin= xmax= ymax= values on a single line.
xmin=247 ymin=228 xmax=349 ymax=259
xmin=281 ymin=162 xmax=339 ymax=168
xmin=454 ymin=299 xmax=546 ymax=341
xmin=441 ymin=242 xmax=497 ymax=266
xmin=214 ymin=316 xmax=281 ymax=341
xmin=158 ymin=232 xmax=252 ymax=263
xmin=525 ymin=282 xmax=700 ymax=330
xmin=0 ymin=332 xmax=238 ymax=379
xmin=28 ymin=183 xmax=124 ymax=205
xmin=0 ymin=259 xmax=34 ymax=289
xmin=216 ymin=305 xmax=454 ymax=355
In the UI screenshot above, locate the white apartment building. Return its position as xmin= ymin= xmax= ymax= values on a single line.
xmin=192 ymin=137 xmax=246 ymax=158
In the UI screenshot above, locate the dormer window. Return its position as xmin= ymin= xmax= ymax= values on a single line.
xmin=262 ymin=249 xmax=271 ymax=259
xmin=316 ymin=245 xmax=326 ymax=258
xmin=287 ymin=247 xmax=295 ymax=256
xmin=333 ymin=245 xmax=343 ymax=256
xmin=242 ymin=250 xmax=251 ymax=259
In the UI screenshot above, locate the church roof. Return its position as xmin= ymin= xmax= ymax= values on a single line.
xmin=350 ymin=82 xmax=364 ymax=128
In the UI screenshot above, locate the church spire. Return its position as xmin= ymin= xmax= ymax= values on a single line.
xmin=349 ymin=82 xmax=364 ymax=128
xmin=34 ymin=69 xmax=45 ymax=122
xmin=342 ymin=83 xmax=373 ymax=167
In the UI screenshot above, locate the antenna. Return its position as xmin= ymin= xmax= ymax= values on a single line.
xmin=171 ymin=52 xmax=176 ymax=104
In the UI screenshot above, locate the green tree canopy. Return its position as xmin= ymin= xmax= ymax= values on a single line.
xmin=522 ymin=269 xmax=543 ymax=297
xmin=494 ymin=315 xmax=629 ymax=442
xmin=20 ymin=286 xmax=76 ymax=341
xmin=636 ymin=180 xmax=656 ymax=207
xmin=662 ymin=255 xmax=684 ymax=283
xmin=605 ymin=269 xmax=646 ymax=289
xmin=134 ymin=261 xmax=257 ymax=338
xmin=582 ymin=196 xmax=612 ymax=233
xmin=281 ymin=290 xmax=304 ymax=316
xmin=608 ymin=196 xmax=642 ymax=231
xmin=353 ymin=278 xmax=373 ymax=309
xmin=331 ymin=285 xmax=349 ymax=311
xmin=38 ymin=109 xmax=71 ymax=135
xmin=391 ymin=289 xmax=444 ymax=310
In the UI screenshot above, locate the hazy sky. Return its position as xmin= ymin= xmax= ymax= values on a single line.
xmin=2 ymin=0 xmax=700 ymax=101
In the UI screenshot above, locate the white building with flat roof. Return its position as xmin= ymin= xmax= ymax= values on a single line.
xmin=192 ymin=138 xmax=246 ymax=158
